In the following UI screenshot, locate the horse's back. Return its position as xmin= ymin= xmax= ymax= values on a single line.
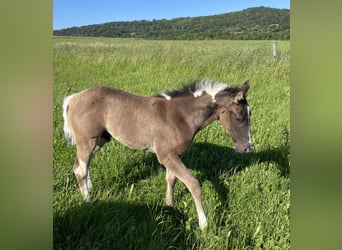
xmin=66 ymin=86 xmax=157 ymax=149
xmin=69 ymin=86 xmax=136 ymax=113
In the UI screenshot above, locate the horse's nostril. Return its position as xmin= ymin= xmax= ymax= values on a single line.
xmin=244 ymin=146 xmax=252 ymax=153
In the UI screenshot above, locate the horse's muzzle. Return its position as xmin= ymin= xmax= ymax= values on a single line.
xmin=243 ymin=146 xmax=253 ymax=153
xmin=236 ymin=143 xmax=253 ymax=153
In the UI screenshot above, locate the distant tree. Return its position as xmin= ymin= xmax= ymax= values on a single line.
xmin=53 ymin=7 xmax=290 ymax=40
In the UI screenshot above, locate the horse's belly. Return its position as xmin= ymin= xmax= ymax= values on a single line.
xmin=109 ymin=130 xmax=152 ymax=151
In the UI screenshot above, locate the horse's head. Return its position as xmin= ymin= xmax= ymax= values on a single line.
xmin=216 ymin=80 xmax=252 ymax=153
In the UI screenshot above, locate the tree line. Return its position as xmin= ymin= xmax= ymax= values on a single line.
xmin=54 ymin=7 xmax=290 ymax=40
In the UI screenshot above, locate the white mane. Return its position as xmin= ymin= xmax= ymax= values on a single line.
xmin=193 ymin=80 xmax=228 ymax=102
xmin=158 ymin=79 xmax=229 ymax=102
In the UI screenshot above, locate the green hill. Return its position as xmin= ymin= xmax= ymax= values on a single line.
xmin=53 ymin=7 xmax=290 ymax=40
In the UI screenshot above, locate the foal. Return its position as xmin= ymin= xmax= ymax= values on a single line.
xmin=63 ymin=79 xmax=252 ymax=230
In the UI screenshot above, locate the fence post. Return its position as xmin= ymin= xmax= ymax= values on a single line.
xmin=273 ymin=40 xmax=278 ymax=61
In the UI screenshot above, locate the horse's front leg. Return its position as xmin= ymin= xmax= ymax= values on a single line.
xmin=166 ymin=169 xmax=177 ymax=206
xmin=159 ymin=153 xmax=207 ymax=231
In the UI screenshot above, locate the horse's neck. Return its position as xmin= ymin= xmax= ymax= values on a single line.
xmin=188 ymin=96 xmax=219 ymax=130
xmin=199 ymin=112 xmax=218 ymax=129
xmin=170 ymin=94 xmax=218 ymax=133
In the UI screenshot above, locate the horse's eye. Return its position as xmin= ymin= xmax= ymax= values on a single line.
xmin=235 ymin=116 xmax=242 ymax=122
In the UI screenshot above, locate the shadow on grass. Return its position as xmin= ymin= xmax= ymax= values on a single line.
xmin=183 ymin=142 xmax=289 ymax=208
xmin=186 ymin=142 xmax=289 ymax=176
xmin=54 ymin=143 xmax=289 ymax=249
xmin=114 ymin=142 xmax=289 ymax=205
xmin=54 ymin=200 xmax=187 ymax=250
xmin=112 ymin=141 xmax=289 ymax=191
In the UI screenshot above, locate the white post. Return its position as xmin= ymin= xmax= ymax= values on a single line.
xmin=273 ymin=40 xmax=278 ymax=61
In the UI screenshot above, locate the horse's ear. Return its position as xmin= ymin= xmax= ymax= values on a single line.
xmin=241 ymin=80 xmax=250 ymax=95
xmin=234 ymin=91 xmax=244 ymax=103
xmin=233 ymin=80 xmax=249 ymax=103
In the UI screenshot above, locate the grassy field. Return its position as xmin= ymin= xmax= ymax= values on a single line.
xmin=53 ymin=37 xmax=290 ymax=249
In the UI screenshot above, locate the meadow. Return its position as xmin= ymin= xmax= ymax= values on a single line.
xmin=53 ymin=37 xmax=290 ymax=249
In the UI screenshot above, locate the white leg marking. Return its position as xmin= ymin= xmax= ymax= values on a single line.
xmin=166 ymin=170 xmax=176 ymax=206
xmin=87 ymin=171 xmax=93 ymax=191
xmin=247 ymin=106 xmax=252 ymax=147
xmin=75 ymin=160 xmax=90 ymax=201
xmin=80 ymin=183 xmax=90 ymax=202
xmin=198 ymin=211 xmax=208 ymax=230
xmin=75 ymin=160 xmax=87 ymax=176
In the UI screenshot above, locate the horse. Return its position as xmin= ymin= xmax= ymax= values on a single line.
xmin=62 ymin=79 xmax=252 ymax=230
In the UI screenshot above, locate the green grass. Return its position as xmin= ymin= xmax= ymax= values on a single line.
xmin=53 ymin=37 xmax=290 ymax=249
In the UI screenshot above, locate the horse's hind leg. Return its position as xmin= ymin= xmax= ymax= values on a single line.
xmin=93 ymin=131 xmax=111 ymax=154
xmin=73 ymin=138 xmax=97 ymax=202
xmin=73 ymin=157 xmax=91 ymax=201
xmin=77 ymin=132 xmax=111 ymax=198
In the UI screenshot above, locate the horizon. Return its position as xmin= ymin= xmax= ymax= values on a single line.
xmin=54 ymin=1 xmax=290 ymax=30
xmin=54 ymin=6 xmax=290 ymax=31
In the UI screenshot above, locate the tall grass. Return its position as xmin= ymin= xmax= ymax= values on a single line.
xmin=53 ymin=37 xmax=290 ymax=249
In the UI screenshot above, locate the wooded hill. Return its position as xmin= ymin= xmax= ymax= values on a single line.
xmin=53 ymin=7 xmax=290 ymax=40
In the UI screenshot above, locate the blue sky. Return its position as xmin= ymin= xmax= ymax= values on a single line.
xmin=53 ymin=0 xmax=290 ymax=30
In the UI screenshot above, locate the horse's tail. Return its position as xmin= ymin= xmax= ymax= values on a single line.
xmin=62 ymin=93 xmax=77 ymax=146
